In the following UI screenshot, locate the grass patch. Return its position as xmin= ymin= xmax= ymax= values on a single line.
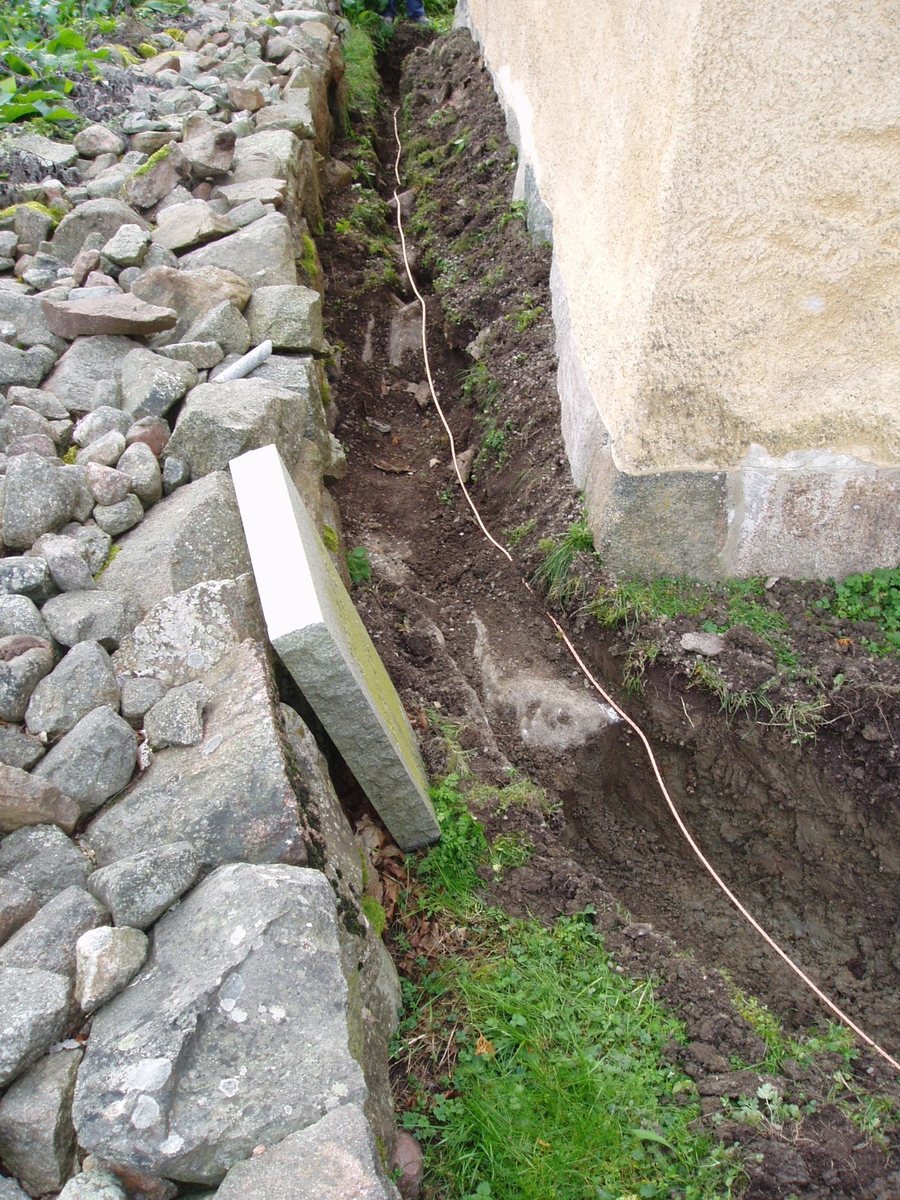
xmin=592 ymin=576 xmax=797 ymax=669
xmin=687 ymin=660 xmax=826 ymax=742
xmin=469 ymin=770 xmax=553 ymax=817
xmin=334 ymin=186 xmax=394 ymax=257
xmin=342 ymin=25 xmax=380 ymax=120
xmin=591 ymin=577 xmax=708 ymax=630
xmin=504 ymin=519 xmax=535 ymax=549
xmin=533 ymin=519 xmax=597 ymax=608
xmin=589 ymin=574 xmax=830 ymax=735
xmin=423 ymin=0 xmax=455 ymax=33
xmin=461 ymin=360 xmax=500 ymax=412
xmin=395 ymin=776 xmax=743 ymax=1199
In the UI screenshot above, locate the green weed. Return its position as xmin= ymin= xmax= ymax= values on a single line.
xmin=497 ymin=199 xmax=527 ymax=230
xmin=512 ymin=293 xmax=544 ymax=333
xmin=476 ymin=421 xmax=510 ymax=469
xmin=818 ymin=567 xmax=900 ymax=653
xmin=488 ymin=830 xmax=533 ymax=876
xmin=341 ymin=0 xmax=393 ymax=48
xmin=592 ymin=576 xmax=796 ymax=668
xmin=469 ymin=771 xmax=552 ymax=816
xmin=622 ymin=640 xmax=661 ymax=696
xmin=426 ymin=710 xmax=475 ymax=779
xmin=416 ymin=776 xmax=488 ymax=912
xmin=0 ymin=13 xmax=109 ymax=128
xmin=687 ymin=660 xmax=826 ymax=742
xmin=434 ymin=253 xmax=470 ymax=298
xmin=504 ymin=519 xmax=535 ymax=549
xmin=460 ymin=360 xmax=500 ymax=412
xmin=423 ymin=0 xmax=455 ymax=32
xmin=346 ymin=545 xmax=372 ymax=585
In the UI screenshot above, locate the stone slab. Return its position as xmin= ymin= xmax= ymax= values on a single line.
xmin=230 ymin=445 xmax=438 ymax=850
xmin=86 ymin=639 xmax=305 ymax=869
xmin=72 ymin=863 xmax=366 ymax=1184
xmin=94 ymin=472 xmax=251 ymax=625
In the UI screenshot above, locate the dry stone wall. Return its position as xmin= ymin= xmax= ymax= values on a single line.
xmin=0 ymin=4 xmax=406 ymax=1197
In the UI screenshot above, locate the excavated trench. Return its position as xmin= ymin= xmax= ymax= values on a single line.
xmin=323 ymin=19 xmax=900 ymax=1105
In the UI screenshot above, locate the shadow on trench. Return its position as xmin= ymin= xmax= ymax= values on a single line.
xmin=554 ymin=634 xmax=900 ymax=1050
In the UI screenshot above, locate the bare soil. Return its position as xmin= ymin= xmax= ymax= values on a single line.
xmin=322 ymin=26 xmax=900 ymax=1199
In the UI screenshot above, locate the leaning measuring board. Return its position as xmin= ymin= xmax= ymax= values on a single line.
xmin=230 ymin=444 xmax=440 ymax=851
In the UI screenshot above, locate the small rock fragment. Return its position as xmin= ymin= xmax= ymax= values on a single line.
xmin=120 ymin=347 xmax=197 ymax=419
xmin=0 ymin=725 xmax=45 ymax=771
xmin=76 ymin=430 xmax=127 ymax=468
xmin=0 ymin=824 xmax=92 ymax=905
xmin=3 ymin=454 xmax=74 ymax=549
xmin=0 ymin=885 xmax=108 ymax=981
xmin=75 ymin=126 xmax=126 ymax=158
xmin=0 ymin=876 xmax=39 ymax=946
xmin=123 ymin=144 xmax=191 ymax=210
xmin=73 ymin=407 xmax=132 ymax=449
xmin=0 ymin=595 xmax=52 ymax=641
xmin=116 ymin=442 xmax=162 ymax=508
xmin=93 ymin=494 xmax=144 ymax=537
xmin=156 ymin=340 xmax=223 ymax=370
xmin=152 ymin=200 xmax=237 ymax=252
xmin=179 ymin=212 xmax=297 ymax=290
xmin=131 ymin=264 xmax=250 ymax=344
xmin=0 ymin=559 xmax=53 ymax=602
xmin=41 ymin=295 xmax=177 ymax=340
xmin=394 ymin=1129 xmax=425 ymax=1200
xmin=101 ymin=225 xmax=151 ymax=269
xmin=57 ymin=1165 xmax=127 ymax=1200
xmin=244 ymin=283 xmax=328 ymax=353
xmin=161 ymin=454 xmax=191 ymax=494
xmin=215 ymin=1106 xmax=397 ymax=1200
xmin=41 ymin=535 xmax=96 ymax=592
xmin=0 ymin=635 xmax=55 ymax=723
xmin=680 ymin=631 xmax=727 ymax=657
xmin=75 ymin=925 xmax=149 ymax=1012
xmin=180 ymin=126 xmax=237 ymax=180
xmin=84 ymin=463 xmax=131 ymax=507
xmin=26 ymin=640 xmax=120 ymax=738
xmin=124 ymin=415 xmax=170 ymax=457
xmin=0 ymin=344 xmax=57 ymax=390
xmin=41 ymin=590 xmax=129 ymax=649
xmin=144 ymin=680 xmax=211 ymax=749
xmin=86 ymin=841 xmax=199 ymax=929
xmin=0 ymin=764 xmax=79 ymax=836
xmin=69 ymin=526 xmax=112 ymax=576
xmin=31 ymin=707 xmax=137 ymax=817
xmin=119 ymin=676 xmax=168 ymax=728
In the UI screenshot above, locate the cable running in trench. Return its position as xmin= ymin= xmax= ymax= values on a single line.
xmin=390 ymin=107 xmax=900 ymax=1075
